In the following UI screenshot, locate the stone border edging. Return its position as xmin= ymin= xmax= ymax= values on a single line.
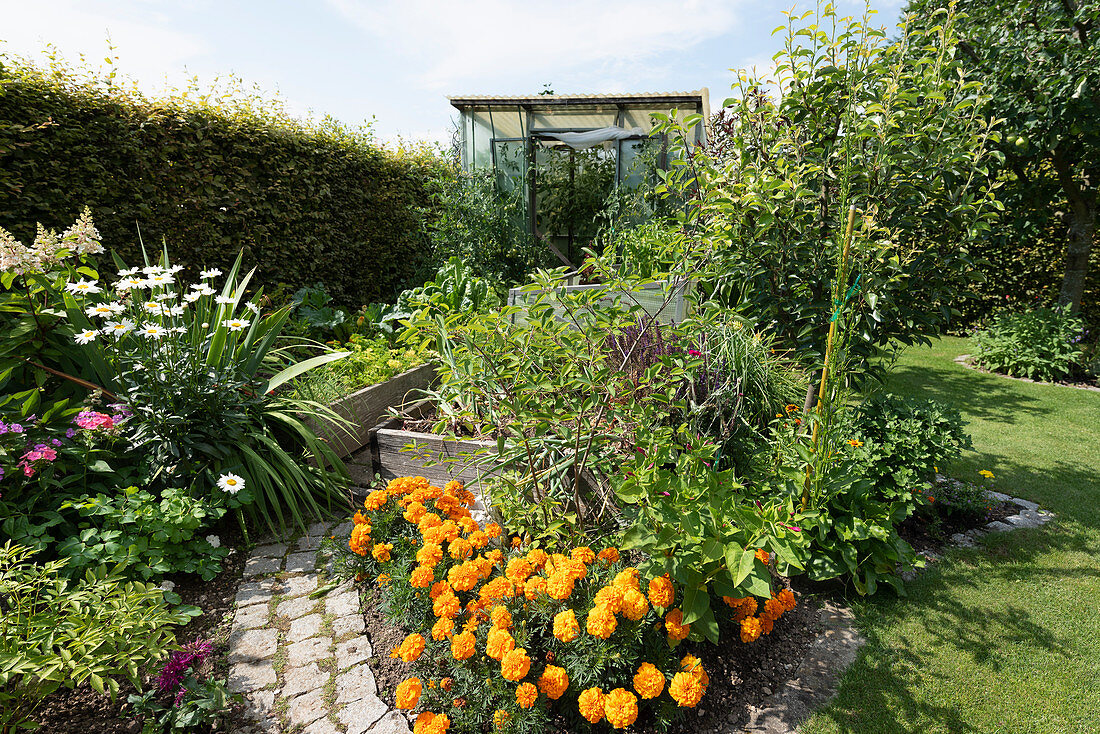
xmin=953 ymin=354 xmax=1100 ymax=392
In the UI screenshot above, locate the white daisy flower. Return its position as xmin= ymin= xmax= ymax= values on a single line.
xmin=245 ymin=301 xmax=260 ymax=314
xmin=169 ymin=305 xmax=185 ymax=316
xmin=214 ymin=295 xmax=235 ymax=305
xmin=183 ymin=291 xmax=201 ymax=303
xmin=85 ymin=303 xmax=118 ymax=318
xmin=146 ymin=273 xmax=175 ymax=286
xmin=155 ymin=291 xmax=177 ymax=301
xmin=103 ymin=320 xmax=134 ymax=336
xmin=74 ymin=329 xmax=98 ymax=344
xmin=168 ymin=264 xmax=185 ymax=273
xmin=173 ymin=326 xmax=187 ymax=333
xmin=191 ymin=284 xmax=216 ymax=296
xmin=139 ymin=323 xmax=166 ymax=339
xmin=143 ymin=301 xmax=163 ymax=313
xmin=205 ymin=534 xmax=221 ymax=548
xmin=217 ymin=473 xmax=244 ymax=494
xmin=116 ymin=276 xmax=148 ymax=291
xmin=65 ymin=279 xmax=102 ymax=295
xmin=223 ymin=318 xmax=250 ymax=331
xmin=118 ymin=267 xmax=139 ymax=277
xmin=200 ymin=268 xmax=222 ymax=279
xmin=141 ymin=265 xmax=163 ymax=276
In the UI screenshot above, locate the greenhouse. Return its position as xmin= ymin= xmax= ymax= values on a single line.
xmin=449 ymin=90 xmax=710 ymax=265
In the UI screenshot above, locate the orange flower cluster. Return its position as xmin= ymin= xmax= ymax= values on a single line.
xmin=664 ymin=608 xmax=691 ymax=642
xmin=515 ymin=681 xmax=538 ymax=709
xmin=739 ymin=588 xmax=797 ymax=643
xmin=412 ymin=712 xmax=450 ymax=734
xmin=669 ymin=653 xmax=709 ymax=707
xmin=396 ymin=677 xmax=422 ymax=709
xmin=603 ymin=687 xmax=639 ymax=729
xmin=391 ymin=633 xmax=426 ymax=663
xmin=537 ymin=665 xmax=569 ymax=700
xmin=632 ymin=662 xmax=665 ymax=699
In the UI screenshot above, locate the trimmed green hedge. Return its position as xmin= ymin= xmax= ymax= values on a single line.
xmin=0 ymin=58 xmax=452 ymax=307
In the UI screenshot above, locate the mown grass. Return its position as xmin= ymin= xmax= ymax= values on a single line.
xmin=802 ymin=336 xmax=1100 ymax=734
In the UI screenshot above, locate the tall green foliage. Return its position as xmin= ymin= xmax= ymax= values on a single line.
xmin=907 ymin=0 xmax=1100 ymax=314
xmin=0 ymin=55 xmax=450 ymax=308
xmin=647 ymin=4 xmax=1002 ymax=387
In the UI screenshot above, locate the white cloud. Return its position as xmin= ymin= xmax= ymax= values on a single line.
xmin=326 ymin=0 xmax=743 ymax=91
xmin=0 ymin=0 xmax=208 ymax=91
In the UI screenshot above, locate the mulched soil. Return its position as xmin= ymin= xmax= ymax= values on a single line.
xmin=363 ymin=580 xmax=822 ymax=734
xmin=30 ymin=521 xmax=253 ymax=734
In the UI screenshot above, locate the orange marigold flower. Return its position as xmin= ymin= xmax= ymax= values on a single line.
xmin=594 ymin=585 xmax=624 ymax=614
xmin=578 ymin=687 xmax=606 ymax=724
xmin=740 ymin=616 xmax=763 ymax=643
xmin=486 ymin=626 xmax=516 ymax=660
xmin=426 ymin=712 xmax=451 ymax=734
xmin=440 ymin=677 xmax=453 ymax=691
xmin=525 ymin=576 xmax=547 ymax=601
xmin=485 ymin=522 xmax=503 ymax=539
xmin=395 ymin=677 xmax=422 ymax=709
xmin=648 ymin=574 xmax=675 ymax=608
xmin=481 ymin=576 xmax=514 ymax=602
xmin=353 ymin=510 xmax=369 ymax=525
xmin=416 ymin=542 xmax=444 ymax=568
xmin=665 ymin=608 xmax=691 ymax=642
xmin=669 ymin=671 xmax=704 ymax=707
xmin=349 ymin=523 xmax=371 ymax=556
xmin=680 ymin=653 xmax=706 ymax=690
xmin=429 ymin=580 xmax=450 ymax=601
xmin=546 ymin=573 xmax=574 ymax=601
xmin=444 ymin=479 xmax=464 ymax=494
xmin=571 ymin=546 xmax=596 ymax=564
xmin=391 ymin=633 xmax=425 ymax=662
xmin=446 ymin=561 xmax=479 ymax=592
xmin=553 ymin=609 xmax=580 ymax=642
xmin=404 ymin=501 xmax=428 ymax=524
xmin=413 ymin=712 xmax=435 ymax=734
xmin=410 ymin=564 xmax=434 ymax=588
xmin=372 ymin=542 xmax=393 ymax=562
xmin=450 ymin=631 xmax=476 ymax=660
xmin=621 ymin=588 xmax=650 ymax=621
xmin=776 ymin=588 xmax=797 ymax=612
xmin=431 ymin=617 xmax=455 ymax=641
xmin=444 ymin=537 xmax=471 ymax=561
xmin=468 ymin=531 xmax=489 ymax=549
xmin=418 ymin=512 xmax=443 ymax=534
xmin=761 ymin=613 xmax=775 ymax=635
xmin=433 ymin=590 xmax=461 ymax=619
xmin=632 ymin=662 xmax=665 ymax=699
xmin=500 ymin=647 xmax=531 ymax=681
xmin=597 ymin=547 xmax=620 ymax=564
xmin=486 ymin=549 xmax=504 ymax=566
xmin=613 ymin=567 xmax=641 ymax=592
xmin=526 ymin=548 xmax=548 ymax=569
xmin=458 ymin=516 xmax=479 ymax=534
xmin=755 ymin=549 xmax=770 ymax=565
xmin=586 ymin=605 xmax=618 ymax=639
xmin=603 ymin=688 xmax=639 ymax=729
xmin=538 ymin=664 xmax=569 ymax=700
xmin=491 ymin=605 xmax=513 ymax=629
xmin=505 ymin=558 xmax=533 ymax=583
xmin=511 ymin=535 xmax=523 ymax=548
xmin=516 ymin=681 xmax=538 ymax=709
xmin=763 ymin=597 xmax=785 ymax=621
xmin=364 ymin=490 xmax=388 ymax=510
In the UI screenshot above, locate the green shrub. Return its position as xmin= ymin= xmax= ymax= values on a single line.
xmin=0 ymin=543 xmax=197 ymax=731
xmin=291 ymin=334 xmax=427 ymax=405
xmin=58 ymin=486 xmax=229 ymax=581
xmin=0 ymin=56 xmax=450 ymax=307
xmin=972 ymin=305 xmax=1088 ymax=381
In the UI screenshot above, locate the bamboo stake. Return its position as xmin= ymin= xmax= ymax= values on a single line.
xmin=801 ymin=204 xmax=858 ymax=511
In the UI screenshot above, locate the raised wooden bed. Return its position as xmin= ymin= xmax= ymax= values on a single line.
xmin=368 ymin=404 xmax=498 ymax=489
xmin=307 ymin=363 xmax=437 ymax=486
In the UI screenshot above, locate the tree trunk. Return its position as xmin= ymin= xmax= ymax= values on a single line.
xmin=1052 ymin=148 xmax=1096 ymax=313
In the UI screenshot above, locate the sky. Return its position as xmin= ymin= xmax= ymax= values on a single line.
xmin=0 ymin=0 xmax=906 ymax=145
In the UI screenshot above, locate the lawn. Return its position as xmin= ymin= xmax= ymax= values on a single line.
xmin=802 ymin=336 xmax=1100 ymax=734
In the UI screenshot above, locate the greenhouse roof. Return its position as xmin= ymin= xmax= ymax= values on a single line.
xmin=449 ymin=90 xmax=709 ymax=109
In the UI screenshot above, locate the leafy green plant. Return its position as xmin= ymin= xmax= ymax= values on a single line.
xmin=291 ymin=334 xmax=427 ymax=404
xmin=290 ymin=283 xmax=351 ymax=342
xmin=58 ymin=486 xmax=229 ymax=581
xmin=128 ymin=639 xmax=242 ymax=734
xmin=972 ymin=305 xmax=1088 ymax=381
xmin=0 ymin=543 xmax=198 ymax=731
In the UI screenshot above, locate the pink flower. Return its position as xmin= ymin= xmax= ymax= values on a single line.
xmin=688 ymin=349 xmax=702 ymax=357
xmin=74 ymin=411 xmax=114 ymax=431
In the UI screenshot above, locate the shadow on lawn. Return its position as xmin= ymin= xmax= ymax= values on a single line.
xmin=883 ymin=362 xmax=1050 ymax=425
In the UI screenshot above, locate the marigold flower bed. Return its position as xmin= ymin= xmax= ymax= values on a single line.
xmin=329 ymin=476 xmax=806 ymax=733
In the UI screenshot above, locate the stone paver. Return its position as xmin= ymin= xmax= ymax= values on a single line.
xmin=283 ymin=663 xmax=325 ymax=698
xmin=304 ymin=719 xmax=341 ymax=734
xmin=244 ymin=556 xmax=282 ymax=576
xmin=276 ymin=595 xmax=316 ymax=620
xmin=333 ymin=614 xmax=366 ymax=638
xmin=339 ymin=696 xmax=388 ymax=734
xmin=287 ymin=689 xmax=328 ymax=727
xmin=335 ymin=637 xmax=371 ymax=670
xmin=234 ymin=603 xmax=271 ymax=630
xmin=287 ymin=637 xmax=332 ymax=667
xmin=282 ymin=574 xmax=319 ymax=598
xmin=335 ymin=665 xmax=377 ymax=705
xmin=229 ymin=628 xmax=279 ymax=663
xmin=326 ymin=589 xmax=360 ymax=617
xmin=366 ymin=712 xmax=412 ymax=734
xmin=253 ymin=542 xmax=289 ymax=558
xmin=286 ymin=551 xmax=319 ymax=573
xmin=289 ymin=613 xmax=324 ymax=642
xmin=228 ymin=660 xmax=276 ymax=692
xmin=236 ymin=579 xmax=278 ymax=607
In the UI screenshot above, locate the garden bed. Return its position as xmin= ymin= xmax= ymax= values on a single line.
xmin=954 ymin=354 xmax=1100 ymax=391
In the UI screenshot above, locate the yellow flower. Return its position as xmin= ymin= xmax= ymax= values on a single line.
xmin=431 ymin=617 xmax=454 ymax=641
xmin=364 ymin=490 xmax=388 ymax=510
xmin=979 ymin=469 xmax=995 ymax=479
xmin=578 ymin=687 xmax=606 ymax=724
xmin=847 ymin=439 xmax=863 ymax=447
xmin=546 ymin=573 xmax=575 ymax=600
xmin=571 ymin=546 xmax=595 ymax=564
xmin=395 ymin=678 xmax=422 ymax=709
xmin=632 ymin=662 xmax=665 ymax=699
xmin=740 ymin=616 xmax=763 ymax=643
xmin=597 ymin=547 xmax=620 ymax=564
xmin=537 ymin=665 xmax=569 ymax=700
xmin=410 ymin=565 xmax=434 ymax=588
xmin=500 ymin=647 xmax=531 ymax=681
xmin=594 ymin=585 xmax=624 ymax=614
xmin=603 ymin=688 xmax=639 ymax=729
xmin=492 ymin=710 xmax=510 ymax=730
xmin=613 ymin=567 xmax=641 ymax=592
xmin=515 ymin=681 xmax=538 ymax=709
xmin=416 ymin=542 xmax=444 ymax=568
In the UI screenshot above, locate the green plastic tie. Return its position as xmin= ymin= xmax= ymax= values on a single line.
xmin=829 ymin=274 xmax=862 ymax=323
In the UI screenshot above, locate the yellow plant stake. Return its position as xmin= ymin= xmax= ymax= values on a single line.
xmin=801 ymin=203 xmax=858 ymax=511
